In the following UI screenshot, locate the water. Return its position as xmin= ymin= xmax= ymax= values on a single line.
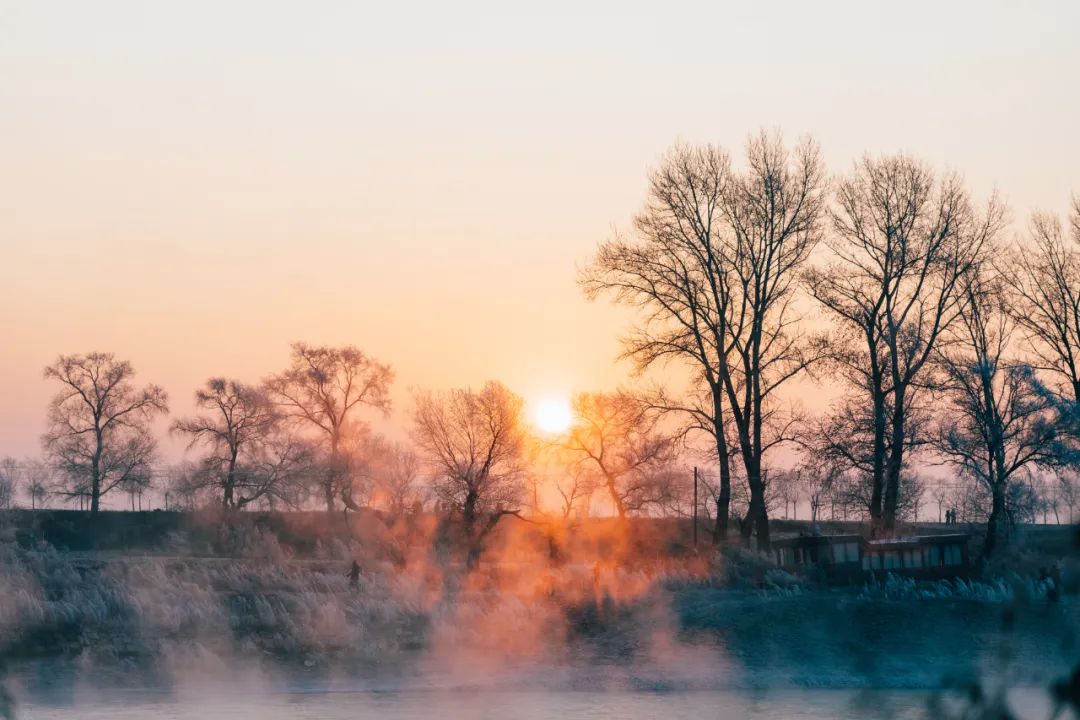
xmin=9 ymin=663 xmax=1055 ymax=720
xmin=15 ymin=686 xmax=1026 ymax=720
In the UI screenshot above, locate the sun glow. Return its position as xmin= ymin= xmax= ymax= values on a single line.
xmin=532 ymin=396 xmax=573 ymax=435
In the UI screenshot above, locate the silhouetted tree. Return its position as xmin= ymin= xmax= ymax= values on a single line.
xmin=42 ymin=353 xmax=168 ymax=512
xmin=412 ymin=381 xmax=527 ymax=568
xmin=173 ymin=378 xmax=280 ymax=508
xmin=265 ymin=343 xmax=392 ymax=511
xmin=932 ymin=268 xmax=1057 ymax=555
xmin=583 ymin=133 xmax=825 ymax=549
xmin=808 ymin=155 xmax=1002 ymax=534
xmin=582 ymin=144 xmax=736 ymax=537
xmin=713 ymin=132 xmax=826 ymax=550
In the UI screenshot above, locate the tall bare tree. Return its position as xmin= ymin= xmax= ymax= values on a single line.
xmin=582 ymin=133 xmax=825 ymax=549
xmin=582 ymin=144 xmax=735 ymax=537
xmin=932 ymin=269 xmax=1057 ymax=556
xmin=1001 ymin=203 xmax=1080 ymax=405
xmin=808 ymin=155 xmax=1003 ymax=534
xmin=265 ymin=343 xmax=393 ymax=511
xmin=559 ymin=391 xmax=677 ymax=519
xmin=42 ymin=353 xmax=168 ymax=512
xmin=412 ymin=381 xmax=527 ymax=568
xmin=712 ymin=132 xmax=827 ymax=549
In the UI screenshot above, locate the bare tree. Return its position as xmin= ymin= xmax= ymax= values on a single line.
xmin=239 ymin=429 xmax=319 ymax=509
xmin=714 ymin=132 xmax=827 ymax=550
xmin=1000 ymin=204 xmax=1080 ymax=483
xmin=582 ymin=133 xmax=824 ymax=549
xmin=0 ymin=458 xmax=17 ymax=509
xmin=808 ymin=155 xmax=1003 ymax=534
xmin=1002 ymin=206 xmax=1080 ymax=404
xmin=581 ymin=144 xmax=737 ymax=538
xmin=172 ymin=378 xmax=280 ymax=508
xmin=411 ymin=381 xmax=527 ymax=568
xmin=794 ymin=462 xmax=839 ymax=523
xmin=19 ymin=458 xmax=52 ymax=510
xmin=362 ymin=437 xmax=423 ymax=516
xmin=265 ymin=343 xmax=393 ymax=511
xmin=559 ymin=391 xmax=678 ymax=519
xmin=552 ymin=467 xmax=599 ymax=520
xmin=42 ymin=353 xmax=168 ymax=512
xmin=1059 ymin=471 xmax=1080 ymax=523
xmin=932 ymin=269 xmax=1057 ymax=555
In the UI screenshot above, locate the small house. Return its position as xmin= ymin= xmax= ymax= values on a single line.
xmin=861 ymin=533 xmax=970 ymax=579
xmin=771 ymin=532 xmax=971 ymax=583
xmin=771 ymin=533 xmax=865 ymax=582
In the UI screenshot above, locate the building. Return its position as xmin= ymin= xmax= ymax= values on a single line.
xmin=771 ymin=532 xmax=971 ymax=582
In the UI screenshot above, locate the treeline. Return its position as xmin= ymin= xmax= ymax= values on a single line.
xmin=582 ymin=131 xmax=1080 ymax=556
xmin=1 ymin=130 xmax=1079 ymax=560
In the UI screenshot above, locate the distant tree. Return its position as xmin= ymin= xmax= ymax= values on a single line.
xmin=172 ymin=378 xmax=281 ymax=508
xmin=929 ymin=481 xmax=952 ymax=523
xmin=559 ymin=391 xmax=678 ymax=520
xmin=265 ymin=343 xmax=393 ymax=511
xmin=1059 ymin=471 xmax=1080 ymax=524
xmin=42 ymin=353 xmax=168 ymax=512
xmin=238 ymin=429 xmax=319 ymax=509
xmin=808 ymin=155 xmax=1003 ymax=534
xmin=552 ymin=467 xmax=599 ymax=520
xmin=794 ymin=462 xmax=840 ymax=523
xmin=932 ymin=268 xmax=1057 ymax=556
xmin=23 ymin=459 xmax=52 ymax=510
xmin=362 ymin=437 xmax=423 ymax=516
xmin=412 ymin=381 xmax=527 ymax=568
xmin=0 ymin=458 xmax=17 ymax=509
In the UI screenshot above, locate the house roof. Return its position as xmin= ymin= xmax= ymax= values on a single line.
xmin=771 ymin=533 xmax=863 ymax=548
xmin=771 ymin=532 xmax=970 ymax=550
xmin=864 ymin=533 xmax=970 ymax=550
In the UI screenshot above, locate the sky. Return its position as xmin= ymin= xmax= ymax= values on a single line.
xmin=1 ymin=0 xmax=1079 ymax=465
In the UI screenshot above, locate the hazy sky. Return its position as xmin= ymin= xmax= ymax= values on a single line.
xmin=2 ymin=0 xmax=1079 ymax=461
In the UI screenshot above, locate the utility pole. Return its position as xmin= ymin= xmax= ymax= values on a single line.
xmin=693 ymin=467 xmax=698 ymax=548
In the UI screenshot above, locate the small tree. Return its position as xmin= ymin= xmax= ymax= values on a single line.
xmin=42 ymin=353 xmax=168 ymax=512
xmin=412 ymin=381 xmax=527 ymax=568
xmin=362 ymin=437 xmax=423 ymax=516
xmin=560 ymin=391 xmax=677 ymax=519
xmin=0 ymin=458 xmax=18 ymax=509
xmin=23 ymin=459 xmax=52 ymax=509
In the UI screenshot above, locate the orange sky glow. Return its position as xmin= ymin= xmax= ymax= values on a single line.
xmin=2 ymin=1 xmax=1079 ymax=470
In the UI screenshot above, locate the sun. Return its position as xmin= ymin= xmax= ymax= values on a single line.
xmin=532 ymin=396 xmax=573 ymax=435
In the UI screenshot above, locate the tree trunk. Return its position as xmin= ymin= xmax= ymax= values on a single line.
xmin=711 ymin=389 xmax=732 ymax=543
xmin=91 ymin=427 xmax=103 ymax=513
xmin=881 ymin=389 xmax=907 ymax=534
xmin=984 ymin=482 xmax=1008 ymax=557
xmin=869 ymin=385 xmax=887 ymax=532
